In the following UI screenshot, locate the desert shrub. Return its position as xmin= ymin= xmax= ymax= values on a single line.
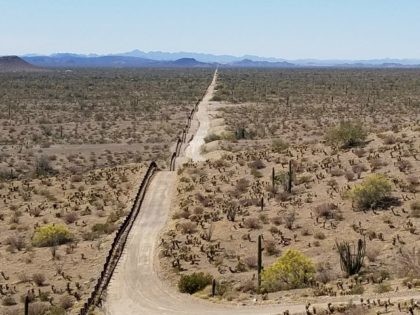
xmin=271 ymin=216 xmax=282 ymax=226
xmin=366 ymin=247 xmax=380 ymax=262
xmin=410 ymin=201 xmax=420 ymax=218
xmin=284 ymin=212 xmax=296 ymax=229
xmin=238 ymin=279 xmax=257 ymax=293
xmin=63 ymin=211 xmax=78 ymax=224
xmin=330 ymin=167 xmax=344 ymax=177
xmin=243 ymin=217 xmax=261 ymax=229
xmin=375 ymin=282 xmax=392 ymax=293
xmin=407 ymin=175 xmax=420 ymax=186
xmin=316 ymin=262 xmax=334 ymax=284
xmin=249 ymin=159 xmax=265 ymax=169
xmin=28 ymin=302 xmax=49 ymax=315
xmin=347 ymin=174 xmax=392 ymax=210
xmin=235 ymin=178 xmax=249 ymax=194
xmin=196 ymin=192 xmax=212 ymax=207
xmin=46 ymin=306 xmax=66 ymax=315
xmin=325 ymin=121 xmax=367 ymax=148
xmin=70 ymin=174 xmax=83 ymax=182
xmin=35 ymin=155 xmax=55 ymax=177
xmin=251 ymin=168 xmax=263 ymax=178
xmin=314 ymin=203 xmax=340 ymax=220
xmin=382 ymin=134 xmax=397 ymax=145
xmin=32 ymin=224 xmax=73 ymax=247
xmin=178 ymin=272 xmax=212 ymax=294
xmin=399 ymin=247 xmax=420 ymax=278
xmin=345 ymin=170 xmax=355 ymax=181
xmin=204 ymin=133 xmax=221 ymax=143
xmin=314 ymin=231 xmax=326 ymax=240
xmin=272 ymin=139 xmax=289 ymax=153
xmin=32 ymin=273 xmax=46 ymax=286
xmin=2 ymin=295 xmax=17 ymax=306
xmin=353 ymin=148 xmax=366 ymax=158
xmin=396 ymin=159 xmax=412 ymax=173
xmin=349 ymin=283 xmax=365 ymax=294
xmin=352 ymin=163 xmax=368 ymax=178
xmin=92 ymin=222 xmax=116 ymax=235
xmin=58 ymin=295 xmax=73 ymax=310
xmin=264 ymin=240 xmax=279 ymax=255
xmin=5 ymin=235 xmax=26 ymax=251
xmin=261 ymin=249 xmax=315 ymax=292
xmin=0 ymin=168 xmax=16 ymax=181
xmin=244 ymin=256 xmax=258 ymax=269
xmin=179 ymin=221 xmax=197 ymax=234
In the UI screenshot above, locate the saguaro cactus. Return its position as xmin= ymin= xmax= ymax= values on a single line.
xmin=257 ymin=234 xmax=264 ymax=292
xmin=287 ymin=160 xmax=293 ymax=193
xmin=211 ymin=278 xmax=216 ymax=297
xmin=24 ymin=294 xmax=29 ymax=315
xmin=272 ymin=167 xmax=275 ymax=192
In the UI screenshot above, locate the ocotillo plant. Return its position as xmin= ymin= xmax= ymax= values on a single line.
xmin=336 ymin=238 xmax=366 ymax=276
xmin=257 ymin=234 xmax=264 ymax=292
xmin=287 ymin=160 xmax=293 ymax=193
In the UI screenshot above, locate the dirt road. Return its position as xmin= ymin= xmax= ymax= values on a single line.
xmin=183 ymin=69 xmax=217 ymax=162
xmin=104 ymin=71 xmax=420 ymax=315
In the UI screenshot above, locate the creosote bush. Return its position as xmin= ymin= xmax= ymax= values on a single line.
xmin=178 ymin=272 xmax=212 ymax=294
xmin=32 ymin=224 xmax=73 ymax=247
xmin=261 ymin=249 xmax=315 ymax=292
xmin=325 ymin=120 xmax=367 ymax=148
xmin=347 ymin=174 xmax=392 ymax=210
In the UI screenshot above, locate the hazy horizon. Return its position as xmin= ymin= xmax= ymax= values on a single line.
xmin=1 ymin=0 xmax=420 ymax=59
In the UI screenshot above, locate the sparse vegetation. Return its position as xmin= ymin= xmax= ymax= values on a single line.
xmin=32 ymin=224 xmax=73 ymax=247
xmin=178 ymin=272 xmax=212 ymax=294
xmin=261 ymin=249 xmax=315 ymax=291
xmin=347 ymin=174 xmax=392 ymax=210
xmin=325 ymin=121 xmax=367 ymax=148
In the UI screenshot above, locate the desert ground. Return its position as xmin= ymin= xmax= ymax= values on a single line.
xmin=0 ymin=68 xmax=213 ymax=315
xmin=1 ymin=67 xmax=420 ymax=315
xmin=158 ymin=69 xmax=420 ymax=314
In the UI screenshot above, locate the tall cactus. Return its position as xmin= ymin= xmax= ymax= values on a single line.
xmin=272 ymin=167 xmax=275 ymax=192
xmin=287 ymin=160 xmax=293 ymax=193
xmin=24 ymin=294 xmax=29 ymax=315
xmin=257 ymin=235 xmax=264 ymax=292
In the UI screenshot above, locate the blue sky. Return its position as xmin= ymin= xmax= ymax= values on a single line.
xmin=1 ymin=0 xmax=420 ymax=59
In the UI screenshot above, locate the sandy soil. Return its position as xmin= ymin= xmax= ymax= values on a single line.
xmin=104 ymin=70 xmax=420 ymax=315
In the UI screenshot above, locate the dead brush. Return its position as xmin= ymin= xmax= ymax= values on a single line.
xmin=399 ymin=247 xmax=420 ymax=278
xmin=314 ymin=203 xmax=341 ymax=220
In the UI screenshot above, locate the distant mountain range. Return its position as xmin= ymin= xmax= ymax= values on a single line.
xmin=13 ymin=50 xmax=420 ymax=68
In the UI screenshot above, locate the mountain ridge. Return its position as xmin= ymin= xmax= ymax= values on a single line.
xmin=13 ymin=50 xmax=420 ymax=68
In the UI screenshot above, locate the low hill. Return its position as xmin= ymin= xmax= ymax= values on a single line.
xmin=0 ymin=55 xmax=41 ymax=72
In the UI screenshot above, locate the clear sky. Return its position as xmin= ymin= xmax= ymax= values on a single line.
xmin=1 ymin=0 xmax=420 ymax=59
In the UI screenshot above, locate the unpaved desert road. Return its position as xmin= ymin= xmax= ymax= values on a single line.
xmin=105 ymin=70 xmax=420 ymax=315
xmin=183 ymin=69 xmax=216 ymax=161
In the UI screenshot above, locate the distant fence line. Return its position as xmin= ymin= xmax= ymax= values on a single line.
xmin=170 ymin=91 xmax=206 ymax=170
